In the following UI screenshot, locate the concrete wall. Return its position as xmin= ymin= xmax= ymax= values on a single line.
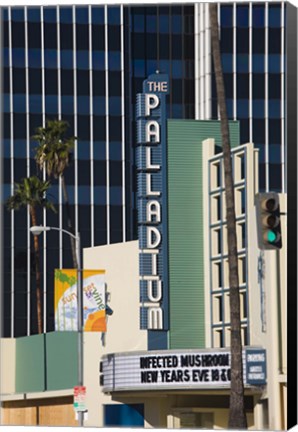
xmin=83 ymin=240 xmax=147 ymax=427
xmin=0 ymin=338 xmax=16 ymax=395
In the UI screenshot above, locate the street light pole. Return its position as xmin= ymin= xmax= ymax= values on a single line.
xmin=30 ymin=225 xmax=84 ymax=427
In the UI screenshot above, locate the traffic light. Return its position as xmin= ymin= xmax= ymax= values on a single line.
xmin=255 ymin=192 xmax=282 ymax=250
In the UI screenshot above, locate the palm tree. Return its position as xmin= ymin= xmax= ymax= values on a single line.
xmin=32 ymin=120 xmax=77 ymax=268
xmin=209 ymin=4 xmax=247 ymax=429
xmin=6 ymin=176 xmax=56 ymax=334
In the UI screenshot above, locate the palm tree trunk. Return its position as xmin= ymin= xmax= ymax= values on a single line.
xmin=209 ymin=4 xmax=247 ymax=429
xmin=61 ymin=175 xmax=78 ymax=268
xmin=30 ymin=207 xmax=43 ymax=334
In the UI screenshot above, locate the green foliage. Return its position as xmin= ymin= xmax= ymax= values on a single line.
xmin=55 ymin=269 xmax=77 ymax=286
xmin=6 ymin=176 xmax=56 ymax=212
xmin=32 ymin=119 xmax=76 ymax=179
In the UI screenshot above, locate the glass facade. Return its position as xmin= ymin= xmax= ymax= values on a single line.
xmin=211 ymin=2 xmax=285 ymax=192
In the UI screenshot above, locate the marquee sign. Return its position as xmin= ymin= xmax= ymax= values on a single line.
xmin=101 ymin=348 xmax=266 ymax=392
xmin=136 ymin=73 xmax=170 ymax=333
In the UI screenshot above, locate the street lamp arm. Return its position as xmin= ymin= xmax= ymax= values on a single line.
xmin=30 ymin=225 xmax=79 ymax=242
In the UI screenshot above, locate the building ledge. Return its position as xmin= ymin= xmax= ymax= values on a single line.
xmin=1 ymin=388 xmax=73 ymax=402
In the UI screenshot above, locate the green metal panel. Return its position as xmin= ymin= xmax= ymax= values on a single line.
xmin=46 ymin=332 xmax=78 ymax=391
xmin=15 ymin=332 xmax=78 ymax=393
xmin=167 ymin=119 xmax=239 ymax=349
xmin=15 ymin=334 xmax=45 ymax=393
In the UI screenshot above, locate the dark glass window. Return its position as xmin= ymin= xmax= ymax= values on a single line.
xmin=78 ymin=115 xmax=90 ymax=140
xmin=60 ymin=50 xmax=73 ymax=69
xmin=28 ymin=22 xmax=41 ymax=49
xmin=76 ymin=6 xmax=88 ymax=24
xmin=108 ymin=52 xmax=121 ymax=71
xmin=92 ymin=6 xmax=104 ymax=25
xmin=13 ymin=94 xmax=26 ymax=113
xmin=28 ymin=49 xmax=41 ymax=68
xmin=93 ymin=116 xmax=106 ymax=140
xmin=109 ymin=117 xmax=122 ymax=141
xmin=253 ymin=6 xmax=265 ymax=27
xmin=110 ymin=188 xmax=122 ymax=206
xmin=269 ymin=144 xmax=281 ymax=163
xmin=45 ymin=95 xmax=58 ymax=114
xmin=237 ymin=55 xmax=249 ymax=73
xmin=78 ymin=161 xmax=91 ymax=185
xmin=269 ymin=100 xmax=280 ymax=119
xmin=237 ymin=5 xmax=249 ymax=27
xmin=221 ymin=6 xmax=233 ymax=27
xmin=28 ymin=8 xmax=40 ymax=22
xmin=3 ymin=113 xmax=10 ymax=139
xmin=252 ymin=29 xmax=265 ymax=54
xmin=94 ymin=205 xmax=107 ymax=245
xmin=269 ymin=164 xmax=281 ymax=191
xmin=220 ymin=27 xmax=233 ymax=53
xmin=44 ymin=49 xmax=57 ymax=69
xmin=4 ymin=67 xmax=9 ymax=94
xmin=146 ymin=13 xmax=157 ymax=33
xmin=269 ymin=5 xmax=281 ymax=28
xmin=94 ymin=161 xmax=106 ymax=186
xmin=132 ymin=33 xmax=146 ymax=59
xmin=108 ymin=26 xmax=121 ymax=51
xmin=268 ymin=119 xmax=281 ymax=144
xmin=13 ymin=113 xmax=26 ymax=139
xmin=44 ymin=23 xmax=57 ymax=49
xmin=92 ymin=51 xmax=105 ymax=70
xmin=109 ymin=97 xmax=121 ymax=116
xmin=237 ymin=100 xmax=249 ymax=119
xmin=12 ymin=21 xmax=25 ymax=48
xmin=239 ymin=119 xmax=249 ymax=144
xmin=171 ymin=35 xmax=182 ymax=59
xmin=93 ymin=97 xmax=105 ymax=115
xmin=3 ymin=21 xmax=9 ymax=47
xmin=222 ymin=54 xmax=233 ymax=73
xmin=109 ymin=161 xmax=122 ymax=186
xmin=224 ymin=73 xmax=233 ymax=99
xmin=110 ymin=141 xmax=122 ymax=161
xmin=183 ymin=35 xmax=194 ymax=60
xmin=109 ymin=71 xmax=121 ymax=96
xmin=93 ymin=141 xmax=105 ymax=160
xmin=133 ymin=13 xmax=144 ymax=32
xmin=29 ymin=114 xmax=42 ymax=135
xmin=77 ymin=70 xmax=90 ymax=95
xmin=253 ymin=100 xmax=265 ymax=119
xmin=12 ymin=8 xmax=24 ymax=22
xmin=44 ymin=7 xmax=56 ymax=23
xmin=92 ymin=25 xmax=104 ymax=51
xmin=29 ymin=95 xmax=42 ymax=114
xmin=110 ymin=206 xmax=123 ymax=243
xmin=45 ymin=69 xmax=58 ymax=95
xmin=76 ymin=24 xmax=89 ymax=50
xmin=78 ymin=140 xmax=90 ymax=160
xmin=253 ymin=74 xmax=265 ymax=99
xmin=61 ymin=69 xmax=74 ymax=95
xmin=4 ymin=94 xmax=10 ymax=113
xmin=77 ymin=51 xmax=89 ymax=70
xmin=13 ymin=68 xmax=26 ymax=93
xmin=172 ymin=14 xmax=182 ymax=34
xmin=269 ymin=28 xmax=281 ymax=54
xmin=77 ymin=96 xmax=90 ymax=115
xmin=12 ymin=48 xmax=25 ymax=68
xmin=237 ymin=74 xmax=249 ymax=98
xmin=60 ymin=7 xmax=73 ymax=24
xmin=252 ymin=54 xmax=265 ymax=73
xmin=269 ymin=55 xmax=281 ymax=73
xmin=60 ymin=24 xmax=73 ymax=50
xmin=159 ymin=14 xmax=169 ymax=34
xmin=269 ymin=75 xmax=281 ymax=99
xmin=61 ymin=96 xmax=74 ymax=114
xmin=93 ymin=70 xmax=105 ymax=96
xmin=253 ymin=119 xmax=265 ymax=145
xmin=108 ymin=7 xmax=120 ymax=25
xmin=236 ymin=29 xmax=249 ymax=54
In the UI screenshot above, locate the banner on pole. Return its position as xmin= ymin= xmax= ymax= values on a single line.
xmin=54 ymin=269 xmax=106 ymax=332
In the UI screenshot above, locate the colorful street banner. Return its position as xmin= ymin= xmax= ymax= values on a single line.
xmin=54 ymin=269 xmax=106 ymax=332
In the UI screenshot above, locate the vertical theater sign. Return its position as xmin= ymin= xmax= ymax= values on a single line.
xmin=136 ymin=73 xmax=169 ymax=341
